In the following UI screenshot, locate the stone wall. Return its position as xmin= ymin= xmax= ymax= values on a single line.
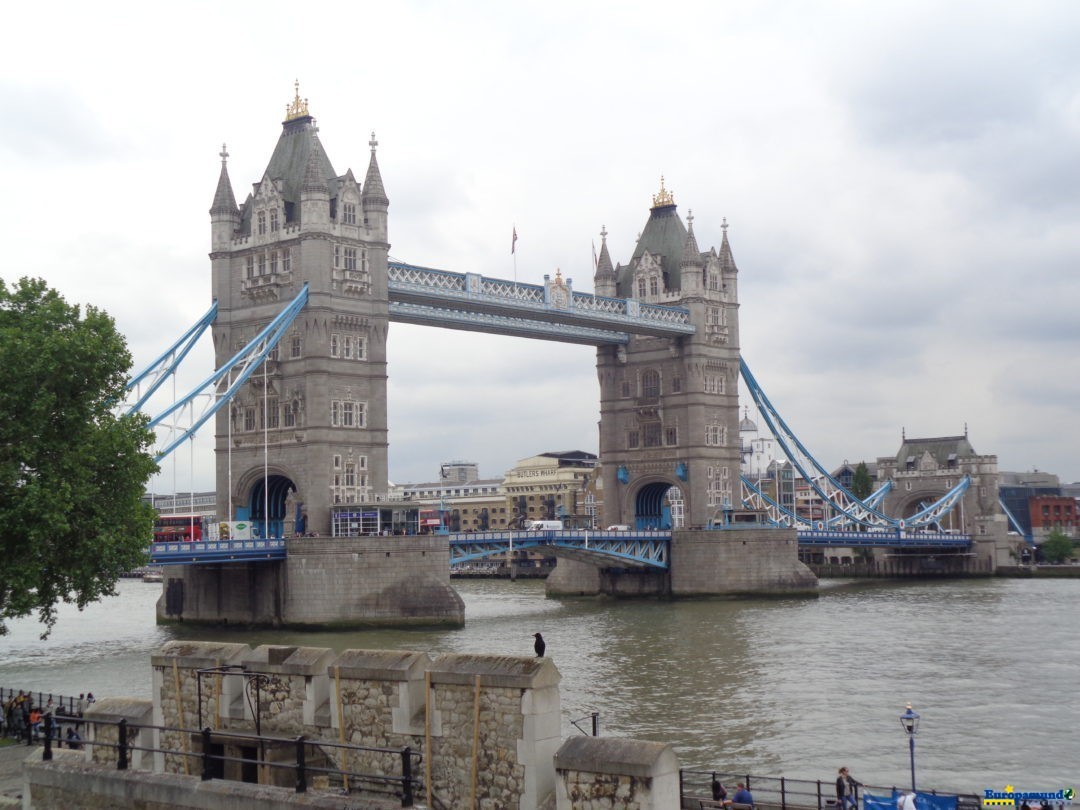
xmin=283 ymin=535 xmax=464 ymax=627
xmin=669 ymin=528 xmax=817 ymax=595
xmin=150 ymin=641 xmax=560 ymax=809
xmin=554 ymin=737 xmax=680 ymax=810
xmin=157 ymin=535 xmax=465 ymax=629
xmin=546 ymin=529 xmax=817 ymax=598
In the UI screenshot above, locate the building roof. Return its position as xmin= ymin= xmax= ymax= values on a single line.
xmin=617 ymin=200 xmax=688 ymax=297
xmin=891 ymin=435 xmax=976 ymax=466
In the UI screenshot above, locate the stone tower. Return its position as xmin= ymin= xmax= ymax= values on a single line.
xmin=595 ymin=180 xmax=742 ymax=529
xmin=209 ymin=86 xmax=390 ymax=536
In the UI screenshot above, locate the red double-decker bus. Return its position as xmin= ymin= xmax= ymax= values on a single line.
xmin=153 ymin=514 xmax=205 ymax=543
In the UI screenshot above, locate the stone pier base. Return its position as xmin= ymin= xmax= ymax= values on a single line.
xmin=546 ymin=528 xmax=817 ymax=598
xmin=157 ymin=535 xmax=464 ymax=629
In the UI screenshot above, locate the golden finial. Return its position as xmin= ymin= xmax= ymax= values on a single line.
xmin=652 ymin=175 xmax=675 ymax=208
xmin=285 ymin=79 xmax=310 ymax=121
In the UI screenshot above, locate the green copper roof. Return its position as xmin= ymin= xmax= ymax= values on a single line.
xmin=616 ymin=204 xmax=688 ymax=297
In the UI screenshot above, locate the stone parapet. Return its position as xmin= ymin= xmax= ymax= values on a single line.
xmin=146 ymin=642 xmax=560 ymax=809
xmin=554 ymin=736 xmax=680 ymax=809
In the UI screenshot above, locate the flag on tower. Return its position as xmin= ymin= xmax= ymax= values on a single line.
xmin=512 ymin=226 xmax=518 ymax=254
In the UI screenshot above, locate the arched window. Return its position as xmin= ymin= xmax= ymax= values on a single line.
xmin=649 ymin=277 xmax=659 ymax=296
xmin=257 ymin=210 xmax=267 ymax=235
xmin=637 ymin=278 xmax=647 ymax=298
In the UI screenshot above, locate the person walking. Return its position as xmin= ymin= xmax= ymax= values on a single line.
xmin=836 ymin=767 xmax=859 ymax=810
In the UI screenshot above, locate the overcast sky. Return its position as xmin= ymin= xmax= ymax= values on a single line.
xmin=3 ymin=0 xmax=1078 ymax=493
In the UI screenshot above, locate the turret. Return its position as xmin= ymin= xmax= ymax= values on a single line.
xmin=209 ymin=144 xmax=239 ymax=251
xmin=362 ymin=132 xmax=389 ymax=242
xmin=299 ymin=140 xmax=331 ymax=231
xmin=679 ymin=210 xmax=703 ymax=293
xmin=593 ymin=226 xmax=617 ymax=297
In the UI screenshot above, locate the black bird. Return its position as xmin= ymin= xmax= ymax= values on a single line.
xmin=533 ymin=632 xmax=546 ymax=658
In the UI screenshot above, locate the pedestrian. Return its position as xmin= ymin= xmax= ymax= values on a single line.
xmin=733 ymin=782 xmax=754 ymax=807
xmin=65 ymin=726 xmax=82 ymax=750
xmin=898 ymin=791 xmax=917 ymax=810
xmin=836 ymin=767 xmax=859 ymax=810
xmin=85 ymin=692 xmax=95 ymax=706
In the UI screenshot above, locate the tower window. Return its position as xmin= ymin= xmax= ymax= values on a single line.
xmin=665 ymin=426 xmax=678 ymax=445
xmin=344 ymin=247 xmax=357 ymax=270
xmin=643 ymin=422 xmax=662 ymax=447
xmin=257 ymin=210 xmax=267 ymax=235
xmin=642 ymin=370 xmax=660 ymax=400
xmin=270 ymin=209 xmax=279 ymax=232
xmin=245 ymin=256 xmax=255 ymax=278
xmin=282 ymin=249 xmax=291 ymax=273
xmin=649 ymin=277 xmax=659 ymax=296
xmin=330 ymin=334 xmax=340 ymax=357
xmin=342 ymin=203 xmax=357 ymax=225
xmin=270 ymin=251 xmax=278 ymax=274
xmin=290 ymin=336 xmax=302 ymax=359
xmin=283 ymin=402 xmax=296 ymax=427
xmin=637 ymin=278 xmax=646 ymax=298
xmin=257 ymin=254 xmax=266 ymax=276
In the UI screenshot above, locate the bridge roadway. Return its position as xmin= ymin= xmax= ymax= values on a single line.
xmin=147 ymin=529 xmax=970 ymax=566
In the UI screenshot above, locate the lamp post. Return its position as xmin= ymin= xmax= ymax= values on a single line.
xmin=899 ymin=703 xmax=920 ymax=792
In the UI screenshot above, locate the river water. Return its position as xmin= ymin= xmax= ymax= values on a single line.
xmin=1 ymin=576 xmax=1075 ymax=792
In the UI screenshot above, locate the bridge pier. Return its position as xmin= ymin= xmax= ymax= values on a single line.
xmin=157 ymin=535 xmax=464 ymax=629
xmin=546 ymin=529 xmax=816 ymax=598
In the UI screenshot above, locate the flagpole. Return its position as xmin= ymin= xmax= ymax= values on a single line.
xmin=512 ymin=224 xmax=519 ymax=297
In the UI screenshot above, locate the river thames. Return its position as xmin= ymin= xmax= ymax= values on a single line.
xmin=1 ymin=576 xmax=1075 ymax=792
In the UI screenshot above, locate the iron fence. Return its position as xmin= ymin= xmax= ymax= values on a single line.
xmin=32 ymin=713 xmax=422 ymax=807
xmin=680 ymin=769 xmax=981 ymax=810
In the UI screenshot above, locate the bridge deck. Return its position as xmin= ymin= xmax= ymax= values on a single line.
xmin=149 ymin=538 xmax=286 ymax=565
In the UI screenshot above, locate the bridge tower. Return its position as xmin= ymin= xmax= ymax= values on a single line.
xmin=209 ymin=86 xmax=390 ymax=536
xmin=595 ymin=182 xmax=742 ymax=529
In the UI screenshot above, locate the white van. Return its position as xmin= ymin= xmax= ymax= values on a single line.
xmin=525 ymin=520 xmax=563 ymax=530
xmin=606 ymin=525 xmax=631 ymax=531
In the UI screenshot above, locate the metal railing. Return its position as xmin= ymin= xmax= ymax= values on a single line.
xmin=680 ymin=770 xmax=981 ymax=810
xmin=32 ymin=714 xmax=423 ymax=807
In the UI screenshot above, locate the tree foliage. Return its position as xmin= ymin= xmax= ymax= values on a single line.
xmin=1040 ymin=529 xmax=1076 ymax=565
xmin=851 ymin=462 xmax=873 ymax=500
xmin=0 ymin=278 xmax=158 ymax=636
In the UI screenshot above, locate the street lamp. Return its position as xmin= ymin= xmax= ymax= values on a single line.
xmin=899 ymin=703 xmax=920 ymax=792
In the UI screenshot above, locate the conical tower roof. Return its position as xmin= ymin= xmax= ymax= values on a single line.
xmin=680 ymin=210 xmax=702 ymax=268
xmin=595 ymin=226 xmax=616 ymax=281
xmin=718 ymin=218 xmax=739 ymax=273
xmin=210 ymin=144 xmax=238 ymax=216
xmin=362 ymin=131 xmax=388 ymax=208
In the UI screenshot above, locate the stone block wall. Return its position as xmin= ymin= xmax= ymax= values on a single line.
xmin=283 ymin=535 xmax=465 ymax=627
xmin=150 ymin=641 xmax=561 ymax=809
xmin=669 ymin=528 xmax=817 ymax=595
xmin=554 ymin=736 xmax=681 ymax=809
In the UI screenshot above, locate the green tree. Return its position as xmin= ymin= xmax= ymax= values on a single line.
xmin=1039 ymin=529 xmax=1076 ymax=565
xmin=0 ymin=278 xmax=158 ymax=636
xmin=850 ymin=461 xmax=873 ymax=500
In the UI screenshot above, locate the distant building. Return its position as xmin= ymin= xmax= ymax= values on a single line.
xmin=877 ymin=431 xmax=1000 ymax=535
xmin=1028 ymin=495 xmax=1077 ymax=538
xmin=440 ymin=461 xmax=479 ymax=484
xmin=740 ymin=407 xmax=782 ymax=479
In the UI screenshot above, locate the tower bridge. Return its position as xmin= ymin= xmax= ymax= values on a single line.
xmin=137 ymin=90 xmax=1008 ymax=628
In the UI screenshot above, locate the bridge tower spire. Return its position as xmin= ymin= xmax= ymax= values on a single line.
xmin=596 ymin=181 xmax=742 ymax=529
